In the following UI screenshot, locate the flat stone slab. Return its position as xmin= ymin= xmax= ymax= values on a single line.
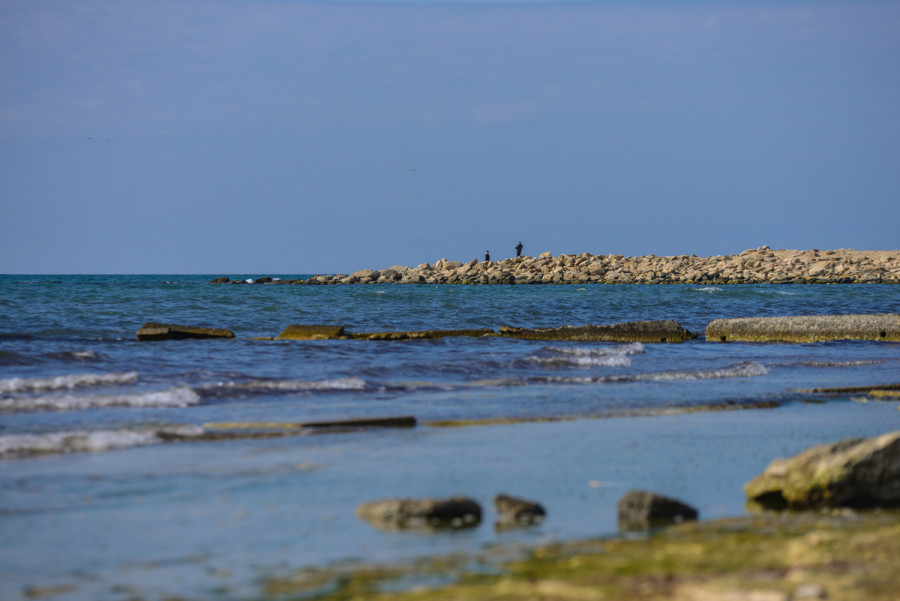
xmin=137 ymin=322 xmax=235 ymax=341
xmin=706 ymin=313 xmax=900 ymax=342
xmin=745 ymin=430 xmax=900 ymax=510
xmin=203 ymin=416 xmax=416 ymax=430
xmin=356 ymin=496 xmax=482 ymax=530
xmin=276 ymin=324 xmax=346 ymax=340
xmin=498 ymin=320 xmax=694 ymax=343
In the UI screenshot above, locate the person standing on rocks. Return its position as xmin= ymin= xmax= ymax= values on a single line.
xmin=485 ymin=250 xmax=491 ymax=262
xmin=515 ymin=241 xmax=523 ymax=257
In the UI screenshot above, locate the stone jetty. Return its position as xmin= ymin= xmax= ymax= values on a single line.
xmin=210 ymin=247 xmax=900 ymax=285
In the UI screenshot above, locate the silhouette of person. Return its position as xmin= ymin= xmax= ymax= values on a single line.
xmin=485 ymin=250 xmax=491 ymax=262
xmin=515 ymin=241 xmax=523 ymax=257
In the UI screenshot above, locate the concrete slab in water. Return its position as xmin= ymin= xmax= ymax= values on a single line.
xmin=706 ymin=313 xmax=900 ymax=343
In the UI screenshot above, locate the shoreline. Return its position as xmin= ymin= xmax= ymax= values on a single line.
xmin=211 ymin=247 xmax=900 ymax=285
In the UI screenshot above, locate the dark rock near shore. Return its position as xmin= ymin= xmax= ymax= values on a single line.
xmin=208 ymin=276 xmax=230 ymax=284
xmin=355 ymin=496 xmax=482 ymax=530
xmin=494 ymin=493 xmax=546 ymax=526
xmin=276 ymin=324 xmax=346 ymax=340
xmin=617 ymin=490 xmax=698 ymax=531
xmin=499 ymin=320 xmax=695 ymax=343
xmin=136 ymin=322 xmax=235 ymax=341
xmin=745 ymin=430 xmax=900 ymax=510
xmin=707 ymin=313 xmax=900 ymax=343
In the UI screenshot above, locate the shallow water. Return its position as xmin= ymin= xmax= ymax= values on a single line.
xmin=1 ymin=276 xmax=899 ymax=600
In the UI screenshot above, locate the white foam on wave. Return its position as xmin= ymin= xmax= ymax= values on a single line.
xmin=0 ymin=386 xmax=200 ymax=412
xmin=540 ymin=361 xmax=769 ymax=383
xmin=0 ymin=425 xmax=203 ymax=459
xmin=531 ymin=343 xmax=644 ymax=368
xmin=210 ymin=377 xmax=367 ymax=392
xmin=0 ymin=371 xmax=139 ymax=394
xmin=692 ymin=286 xmax=723 ymax=293
xmin=638 ymin=361 xmax=770 ymax=381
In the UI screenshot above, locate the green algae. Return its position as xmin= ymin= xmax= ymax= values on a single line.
xmin=261 ymin=511 xmax=900 ymax=601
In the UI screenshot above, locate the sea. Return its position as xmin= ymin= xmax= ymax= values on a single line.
xmin=1 ymin=275 xmax=899 ymax=600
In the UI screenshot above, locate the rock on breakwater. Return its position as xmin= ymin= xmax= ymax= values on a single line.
xmin=211 ymin=247 xmax=900 ymax=285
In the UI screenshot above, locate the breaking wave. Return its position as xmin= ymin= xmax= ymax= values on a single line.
xmin=530 ymin=343 xmax=645 ymax=368
xmin=0 ymin=372 xmax=138 ymax=394
xmin=0 ymin=425 xmax=203 ymax=459
xmin=201 ymin=377 xmax=368 ymax=396
xmin=536 ymin=361 xmax=770 ymax=384
xmin=0 ymin=386 xmax=200 ymax=412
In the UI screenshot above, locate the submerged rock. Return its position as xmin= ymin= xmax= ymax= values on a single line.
xmin=745 ymin=430 xmax=900 ymax=510
xmin=706 ymin=313 xmax=900 ymax=342
xmin=136 ymin=323 xmax=235 ymax=341
xmin=350 ymin=328 xmax=493 ymax=341
xmin=617 ymin=490 xmax=698 ymax=531
xmin=355 ymin=496 xmax=482 ymax=530
xmin=499 ymin=320 xmax=694 ymax=343
xmin=275 ymin=325 xmax=346 ymax=340
xmin=494 ymin=493 xmax=546 ymax=527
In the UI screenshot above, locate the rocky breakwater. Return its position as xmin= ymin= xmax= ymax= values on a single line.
xmin=213 ymin=247 xmax=900 ymax=285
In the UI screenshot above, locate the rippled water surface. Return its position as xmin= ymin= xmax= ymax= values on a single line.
xmin=1 ymin=275 xmax=899 ymax=600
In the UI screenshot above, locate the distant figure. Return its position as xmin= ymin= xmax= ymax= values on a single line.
xmin=515 ymin=241 xmax=523 ymax=257
xmin=485 ymin=250 xmax=491 ymax=262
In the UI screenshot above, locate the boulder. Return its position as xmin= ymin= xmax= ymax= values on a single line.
xmin=208 ymin=277 xmax=230 ymax=284
xmin=617 ymin=490 xmax=698 ymax=531
xmin=137 ymin=322 xmax=235 ymax=341
xmin=254 ymin=276 xmax=273 ymax=284
xmin=745 ymin=430 xmax=900 ymax=510
xmin=498 ymin=320 xmax=694 ymax=343
xmin=706 ymin=314 xmax=900 ymax=343
xmin=275 ymin=324 xmax=346 ymax=340
xmin=350 ymin=269 xmax=380 ymax=281
xmin=494 ymin=493 xmax=546 ymax=526
xmin=355 ymin=496 xmax=482 ymax=530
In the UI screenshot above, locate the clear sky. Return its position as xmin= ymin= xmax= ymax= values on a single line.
xmin=1 ymin=0 xmax=898 ymax=274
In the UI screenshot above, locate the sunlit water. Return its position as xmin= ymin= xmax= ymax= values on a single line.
xmin=1 ymin=275 xmax=899 ymax=600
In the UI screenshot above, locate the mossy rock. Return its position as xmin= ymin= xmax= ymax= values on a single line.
xmin=276 ymin=324 xmax=346 ymax=340
xmin=498 ymin=320 xmax=694 ymax=343
xmin=745 ymin=430 xmax=900 ymax=509
xmin=136 ymin=322 xmax=235 ymax=341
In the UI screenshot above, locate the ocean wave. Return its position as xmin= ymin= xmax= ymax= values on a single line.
xmin=0 ymin=425 xmax=203 ymax=459
xmin=0 ymin=372 xmax=138 ymax=394
xmin=0 ymin=386 xmax=200 ymax=412
xmin=536 ymin=361 xmax=769 ymax=384
xmin=692 ymin=286 xmax=723 ymax=293
xmin=529 ymin=342 xmax=644 ymax=368
xmin=47 ymin=350 xmax=100 ymax=362
xmin=202 ymin=377 xmax=368 ymax=395
xmin=795 ymin=360 xmax=886 ymax=368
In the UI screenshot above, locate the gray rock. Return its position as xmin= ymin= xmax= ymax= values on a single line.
xmin=494 ymin=493 xmax=546 ymax=526
xmin=617 ymin=490 xmax=698 ymax=531
xmin=745 ymin=430 xmax=900 ymax=510
xmin=355 ymin=496 xmax=482 ymax=530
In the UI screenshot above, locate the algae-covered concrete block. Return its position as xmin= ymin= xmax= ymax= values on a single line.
xmin=276 ymin=324 xmax=346 ymax=340
xmin=498 ymin=320 xmax=694 ymax=343
xmin=706 ymin=313 xmax=900 ymax=342
xmin=137 ymin=322 xmax=235 ymax=341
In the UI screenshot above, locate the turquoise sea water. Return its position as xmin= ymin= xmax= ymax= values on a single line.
xmin=1 ymin=276 xmax=899 ymax=600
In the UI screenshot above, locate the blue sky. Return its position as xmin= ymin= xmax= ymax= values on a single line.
xmin=1 ymin=0 xmax=898 ymax=274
